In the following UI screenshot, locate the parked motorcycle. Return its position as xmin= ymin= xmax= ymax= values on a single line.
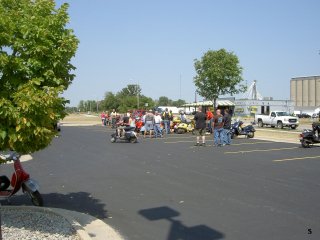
xmin=230 ymin=120 xmax=255 ymax=139
xmin=300 ymin=122 xmax=320 ymax=148
xmin=111 ymin=125 xmax=138 ymax=143
xmin=0 ymin=151 xmax=43 ymax=206
xmin=174 ymin=119 xmax=195 ymax=134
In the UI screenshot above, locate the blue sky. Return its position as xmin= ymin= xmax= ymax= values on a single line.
xmin=56 ymin=0 xmax=320 ymax=106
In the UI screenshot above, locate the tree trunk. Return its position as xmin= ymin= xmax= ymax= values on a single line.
xmin=213 ymin=98 xmax=217 ymax=113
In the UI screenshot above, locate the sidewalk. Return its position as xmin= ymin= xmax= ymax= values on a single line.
xmin=1 ymin=206 xmax=124 ymax=240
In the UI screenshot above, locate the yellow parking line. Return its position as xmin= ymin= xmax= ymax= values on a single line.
xmin=225 ymin=147 xmax=298 ymax=154
xmin=273 ymin=155 xmax=320 ymax=162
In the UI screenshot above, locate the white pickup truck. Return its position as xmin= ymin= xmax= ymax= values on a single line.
xmin=255 ymin=111 xmax=299 ymax=129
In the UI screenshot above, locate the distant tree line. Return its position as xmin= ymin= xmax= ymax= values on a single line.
xmin=74 ymin=84 xmax=186 ymax=113
xmin=73 ymin=48 xmax=247 ymax=114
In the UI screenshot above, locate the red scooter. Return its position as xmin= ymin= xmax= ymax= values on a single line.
xmin=0 ymin=151 xmax=43 ymax=206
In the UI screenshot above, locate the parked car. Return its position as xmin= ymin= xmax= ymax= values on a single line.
xmin=297 ymin=113 xmax=311 ymax=118
xmin=255 ymin=111 xmax=299 ymax=129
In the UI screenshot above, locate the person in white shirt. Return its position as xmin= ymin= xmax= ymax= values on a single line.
xmin=180 ymin=111 xmax=187 ymax=123
xmin=111 ymin=109 xmax=117 ymax=128
xmin=153 ymin=111 xmax=163 ymax=138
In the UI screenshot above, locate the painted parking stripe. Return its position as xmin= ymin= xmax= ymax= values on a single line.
xmin=225 ymin=147 xmax=299 ymax=154
xmin=165 ymin=140 xmax=274 ymax=145
xmin=273 ymin=155 xmax=320 ymax=162
xmin=163 ymin=135 xmax=196 ymax=139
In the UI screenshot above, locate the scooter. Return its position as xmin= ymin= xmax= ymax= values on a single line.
xmin=0 ymin=151 xmax=43 ymax=206
xmin=230 ymin=120 xmax=255 ymax=139
xmin=111 ymin=124 xmax=138 ymax=143
xmin=300 ymin=122 xmax=320 ymax=148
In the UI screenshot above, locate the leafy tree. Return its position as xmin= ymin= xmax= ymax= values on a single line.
xmin=65 ymin=106 xmax=78 ymax=113
xmin=194 ymin=49 xmax=246 ymax=111
xmin=118 ymin=84 xmax=141 ymax=97
xmin=101 ymin=92 xmax=119 ymax=111
xmin=0 ymin=0 xmax=78 ymax=153
xmin=98 ymin=85 xmax=156 ymax=112
xmin=158 ymin=96 xmax=171 ymax=106
xmin=172 ymin=99 xmax=186 ymax=107
xmin=78 ymin=100 xmax=85 ymax=112
xmin=139 ymin=95 xmax=155 ymax=110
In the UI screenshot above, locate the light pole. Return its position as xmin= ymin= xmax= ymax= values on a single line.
xmin=136 ymin=84 xmax=140 ymax=109
xmin=179 ymin=74 xmax=182 ymax=99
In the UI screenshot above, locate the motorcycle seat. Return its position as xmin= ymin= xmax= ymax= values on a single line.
xmin=124 ymin=126 xmax=135 ymax=131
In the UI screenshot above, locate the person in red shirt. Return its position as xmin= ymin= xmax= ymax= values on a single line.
xmin=206 ymin=108 xmax=213 ymax=133
xmin=100 ymin=112 xmax=106 ymax=126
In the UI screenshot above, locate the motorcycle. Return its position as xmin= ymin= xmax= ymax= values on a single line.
xmin=111 ymin=124 xmax=138 ymax=143
xmin=299 ymin=122 xmax=320 ymax=148
xmin=174 ymin=119 xmax=195 ymax=134
xmin=0 ymin=151 xmax=43 ymax=206
xmin=230 ymin=120 xmax=255 ymax=139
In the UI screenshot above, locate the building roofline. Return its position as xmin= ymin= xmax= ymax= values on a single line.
xmin=291 ymin=76 xmax=320 ymax=80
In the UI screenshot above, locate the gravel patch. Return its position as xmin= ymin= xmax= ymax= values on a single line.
xmin=1 ymin=208 xmax=81 ymax=240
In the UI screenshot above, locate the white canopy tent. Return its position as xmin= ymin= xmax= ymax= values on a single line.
xmin=182 ymin=100 xmax=235 ymax=107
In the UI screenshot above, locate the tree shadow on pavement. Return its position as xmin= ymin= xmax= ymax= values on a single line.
xmin=1 ymin=191 xmax=108 ymax=219
xmin=139 ymin=206 xmax=225 ymax=240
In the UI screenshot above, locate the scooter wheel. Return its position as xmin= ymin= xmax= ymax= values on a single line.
xmin=28 ymin=190 xmax=44 ymax=207
xmin=247 ymin=132 xmax=254 ymax=138
xmin=177 ymin=128 xmax=185 ymax=134
xmin=130 ymin=137 xmax=137 ymax=143
xmin=111 ymin=137 xmax=116 ymax=143
xmin=301 ymin=140 xmax=310 ymax=148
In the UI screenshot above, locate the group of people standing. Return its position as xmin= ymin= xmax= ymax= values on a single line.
xmin=100 ymin=109 xmax=119 ymax=128
xmin=142 ymin=108 xmax=173 ymax=138
xmin=101 ymin=108 xmax=174 ymax=139
xmin=194 ymin=107 xmax=232 ymax=147
xmin=101 ymin=107 xmax=232 ymax=146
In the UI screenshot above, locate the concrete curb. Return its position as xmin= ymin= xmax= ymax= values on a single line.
xmin=1 ymin=206 xmax=124 ymax=240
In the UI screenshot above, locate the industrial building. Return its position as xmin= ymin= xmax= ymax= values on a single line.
xmin=233 ymin=99 xmax=294 ymax=116
xmin=290 ymin=76 xmax=320 ymax=113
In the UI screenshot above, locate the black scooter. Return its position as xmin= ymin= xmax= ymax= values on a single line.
xmin=300 ymin=122 xmax=320 ymax=148
xmin=111 ymin=125 xmax=138 ymax=143
xmin=230 ymin=120 xmax=255 ymax=139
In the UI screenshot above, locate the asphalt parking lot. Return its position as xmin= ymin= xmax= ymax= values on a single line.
xmin=2 ymin=125 xmax=320 ymax=240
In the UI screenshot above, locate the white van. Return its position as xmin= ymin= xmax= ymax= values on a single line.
xmin=156 ymin=106 xmax=181 ymax=114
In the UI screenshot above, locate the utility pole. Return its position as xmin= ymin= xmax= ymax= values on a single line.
xmin=179 ymin=74 xmax=182 ymax=99
xmin=136 ymin=83 xmax=140 ymax=109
